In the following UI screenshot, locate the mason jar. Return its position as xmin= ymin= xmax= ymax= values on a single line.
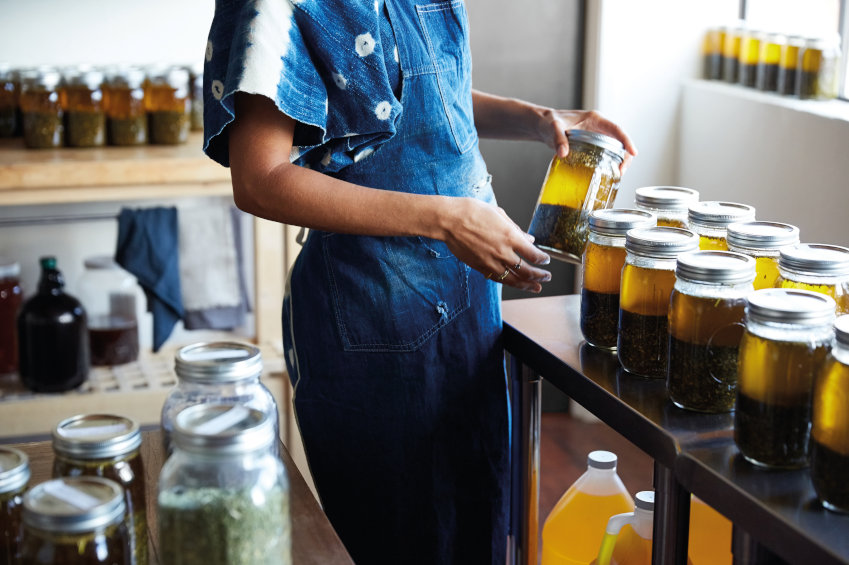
xmin=811 ymin=314 xmax=849 ymax=512
xmin=104 ymin=65 xmax=148 ymax=146
xmin=726 ymin=221 xmax=800 ymax=290
xmin=157 ymin=404 xmax=291 ymax=565
xmin=52 ymin=413 xmax=147 ymax=565
xmin=0 ymin=63 xmax=18 ymax=137
xmin=777 ymin=35 xmax=805 ymax=96
xmin=580 ymin=209 xmax=655 ymax=350
xmin=798 ymin=34 xmax=841 ymax=100
xmin=634 ymin=186 xmax=699 ymax=228
xmin=702 ymin=27 xmax=723 ymax=80
xmin=146 ymin=65 xmax=190 ymax=145
xmin=19 ymin=67 xmax=63 ymax=149
xmin=667 ymin=250 xmax=755 ymax=413
xmin=60 ymin=66 xmax=105 ymax=148
xmin=20 ymin=476 xmax=130 ymax=565
xmin=737 ymin=27 xmax=762 ymax=88
xmin=755 ymin=32 xmax=785 ymax=92
xmin=735 ymin=288 xmax=835 ymax=469
xmin=527 ymin=129 xmax=625 ymax=264
xmin=687 ymin=200 xmax=756 ymax=251
xmin=776 ymin=243 xmax=849 ymax=315
xmin=721 ymin=22 xmax=745 ymax=83
xmin=618 ymin=226 xmax=699 ymax=379
xmin=0 ymin=446 xmax=30 ymax=565
xmin=161 ymin=341 xmax=280 ymax=455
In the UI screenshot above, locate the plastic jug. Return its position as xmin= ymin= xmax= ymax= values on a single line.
xmin=541 ymin=451 xmax=634 ymax=565
xmin=688 ymin=496 xmax=732 ymax=565
xmin=593 ymin=490 xmax=654 ymax=565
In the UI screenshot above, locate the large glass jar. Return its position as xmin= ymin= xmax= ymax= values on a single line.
xmin=735 ymin=288 xmax=835 ymax=469
xmin=633 ymin=186 xmax=699 ymax=228
xmin=0 ymin=258 xmax=23 ymax=375
xmin=755 ymin=32 xmax=784 ymax=92
xmin=667 ymin=250 xmax=755 ymax=413
xmin=0 ymin=63 xmax=18 ymax=138
xmin=811 ymin=314 xmax=849 ymax=513
xmin=157 ymin=404 xmax=291 ymax=565
xmin=798 ymin=34 xmax=841 ymax=100
xmin=19 ymin=67 xmax=63 ymax=149
xmin=775 ymin=243 xmax=849 ymax=315
xmin=146 ymin=65 xmax=190 ymax=145
xmin=161 ymin=341 xmax=280 ymax=455
xmin=701 ymin=27 xmax=723 ymax=80
xmin=737 ymin=28 xmax=762 ymax=88
xmin=104 ymin=66 xmax=148 ymax=146
xmin=580 ymin=209 xmax=655 ymax=350
xmin=76 ymin=256 xmax=140 ymax=366
xmin=777 ymin=35 xmax=805 ymax=96
xmin=52 ymin=414 xmax=147 ymax=565
xmin=687 ymin=200 xmax=756 ymax=251
xmin=60 ymin=67 xmax=105 ymax=148
xmin=0 ymin=446 xmax=30 ymax=565
xmin=527 ymin=130 xmax=625 ymax=264
xmin=20 ymin=476 xmax=130 ymax=565
xmin=726 ymin=221 xmax=800 ymax=290
xmin=721 ymin=22 xmax=745 ymax=83
xmin=618 ymin=227 xmax=699 ymax=379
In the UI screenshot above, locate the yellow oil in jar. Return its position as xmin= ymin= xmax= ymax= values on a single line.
xmin=657 ymin=219 xmax=687 ymax=229
xmin=581 ymin=242 xmax=627 ymax=349
xmin=618 ymin=265 xmax=676 ymax=378
xmin=811 ymin=344 xmax=849 ymax=511
xmin=776 ymin=277 xmax=848 ymax=314
xmin=698 ymin=235 xmax=728 ymax=251
xmin=752 ymin=256 xmax=780 ymax=290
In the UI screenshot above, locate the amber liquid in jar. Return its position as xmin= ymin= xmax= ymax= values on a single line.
xmin=88 ymin=315 xmax=139 ymax=366
xmin=105 ymin=85 xmax=147 ymax=146
xmin=618 ymin=265 xmax=676 ymax=378
xmin=668 ymin=293 xmax=746 ymax=412
xmin=698 ymin=235 xmax=728 ymax=251
xmin=811 ymin=345 xmax=849 ymax=512
xmin=0 ymin=272 xmax=23 ymax=374
xmin=776 ymin=277 xmax=848 ymax=315
xmin=146 ymin=77 xmax=189 ymax=145
xmin=1 ymin=489 xmax=25 ymax=563
xmin=752 ymin=256 xmax=781 ymax=290
xmin=20 ymin=88 xmax=63 ymax=149
xmin=20 ymin=522 xmax=129 ymax=565
xmin=581 ymin=241 xmax=627 ymax=349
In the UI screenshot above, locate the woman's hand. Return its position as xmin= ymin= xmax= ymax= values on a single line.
xmin=437 ymin=196 xmax=552 ymax=293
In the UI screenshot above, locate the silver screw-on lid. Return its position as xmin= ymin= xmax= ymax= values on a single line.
xmin=174 ymin=341 xmax=263 ymax=384
xmin=676 ymin=250 xmax=756 ymax=284
xmin=727 ymin=221 xmax=800 ymax=251
xmin=589 ymin=209 xmax=656 ymax=237
xmin=834 ymin=315 xmax=849 ymax=347
xmin=778 ymin=244 xmax=849 ymax=277
xmin=53 ymin=414 xmax=141 ymax=460
xmin=587 ymin=450 xmax=617 ymax=470
xmin=635 ymin=186 xmax=699 ymax=211
xmin=0 ymin=447 xmax=30 ymax=494
xmin=635 ymin=490 xmax=655 ymax=512
xmin=688 ymin=201 xmax=756 ymax=228
xmin=746 ymin=288 xmax=836 ymax=326
xmin=23 ymin=477 xmax=126 ymax=534
xmin=625 ymin=227 xmax=699 ymax=258
xmin=172 ymin=403 xmax=275 ymax=455
xmin=567 ymin=129 xmax=626 ymax=162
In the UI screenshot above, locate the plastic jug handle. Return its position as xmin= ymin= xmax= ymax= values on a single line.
xmin=595 ymin=511 xmax=636 ymax=565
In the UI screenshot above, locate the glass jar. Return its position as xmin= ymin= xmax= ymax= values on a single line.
xmin=667 ymin=250 xmax=755 ymax=413
xmin=189 ymin=62 xmax=204 ymax=132
xmin=811 ymin=314 xmax=849 ymax=512
xmin=52 ymin=414 xmax=147 ymax=565
xmin=1 ymin=446 xmax=30 ymax=565
xmin=777 ymin=35 xmax=805 ymax=96
xmin=0 ymin=259 xmax=23 ymax=375
xmin=702 ymin=27 xmax=723 ymax=80
xmin=798 ymin=34 xmax=841 ymax=100
xmin=633 ymin=186 xmax=699 ymax=228
xmin=721 ymin=23 xmax=745 ymax=84
xmin=0 ymin=63 xmax=18 ymax=138
xmin=726 ymin=221 xmax=800 ymax=290
xmin=580 ymin=209 xmax=655 ymax=350
xmin=19 ymin=67 xmax=63 ymax=149
xmin=157 ymin=404 xmax=291 ymax=565
xmin=60 ymin=67 xmax=105 ymax=148
xmin=161 ymin=341 xmax=280 ymax=455
xmin=737 ymin=28 xmax=762 ymax=88
xmin=735 ymin=288 xmax=835 ymax=469
xmin=755 ymin=32 xmax=785 ymax=92
xmin=146 ymin=65 xmax=190 ymax=145
xmin=104 ymin=66 xmax=148 ymax=146
xmin=527 ymin=130 xmax=625 ymax=264
xmin=20 ymin=476 xmax=130 ymax=565
xmin=776 ymin=243 xmax=849 ymax=315
xmin=618 ymin=227 xmax=699 ymax=379
xmin=76 ymin=256 xmax=140 ymax=366
xmin=687 ymin=200 xmax=756 ymax=251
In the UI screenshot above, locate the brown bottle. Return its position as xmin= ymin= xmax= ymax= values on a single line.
xmin=17 ymin=256 xmax=89 ymax=392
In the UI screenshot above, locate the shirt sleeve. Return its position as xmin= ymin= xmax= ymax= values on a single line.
xmin=202 ymin=0 xmax=403 ymax=172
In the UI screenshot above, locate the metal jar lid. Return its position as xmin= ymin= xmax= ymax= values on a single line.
xmin=727 ymin=221 xmax=800 ymax=251
xmin=567 ymin=129 xmax=626 ymax=162
xmin=676 ymin=250 xmax=757 ymax=284
xmin=589 ymin=209 xmax=656 ymax=237
xmin=688 ymin=201 xmax=756 ymax=228
xmin=52 ymin=414 xmax=141 ymax=460
xmin=835 ymin=315 xmax=849 ymax=348
xmin=173 ymin=403 xmax=275 ymax=455
xmin=174 ymin=341 xmax=263 ymax=384
xmin=634 ymin=186 xmax=699 ymax=211
xmin=778 ymin=244 xmax=849 ymax=277
xmin=746 ymin=288 xmax=836 ymax=326
xmin=587 ymin=450 xmax=617 ymax=470
xmin=625 ymin=227 xmax=699 ymax=258
xmin=635 ymin=490 xmax=655 ymax=512
xmin=23 ymin=477 xmax=126 ymax=534
xmin=0 ymin=446 xmax=30 ymax=494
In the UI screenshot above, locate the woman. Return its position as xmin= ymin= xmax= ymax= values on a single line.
xmin=203 ymin=1 xmax=636 ymax=563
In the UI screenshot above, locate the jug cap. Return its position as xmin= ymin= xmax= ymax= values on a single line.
xmin=567 ymin=129 xmax=626 ymax=162
xmin=635 ymin=186 xmax=699 ymax=211
xmin=688 ymin=201 xmax=756 ymax=228
xmin=589 ymin=209 xmax=656 ymax=237
xmin=635 ymin=490 xmax=655 ymax=512
xmin=587 ymin=450 xmax=617 ymax=470
xmin=676 ymin=250 xmax=756 ymax=284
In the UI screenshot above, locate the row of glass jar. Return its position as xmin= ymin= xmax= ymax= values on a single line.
xmin=0 ymin=62 xmax=204 ymax=148
xmin=0 ymin=342 xmax=289 ymax=565
xmin=701 ymin=23 xmax=842 ymax=100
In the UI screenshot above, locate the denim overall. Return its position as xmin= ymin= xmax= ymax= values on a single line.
xmin=282 ymin=2 xmax=510 ymax=563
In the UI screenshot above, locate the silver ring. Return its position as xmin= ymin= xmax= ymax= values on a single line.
xmin=513 ymin=258 xmax=523 ymax=271
xmin=497 ymin=268 xmax=510 ymax=281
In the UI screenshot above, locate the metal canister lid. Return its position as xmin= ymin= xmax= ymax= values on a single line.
xmin=635 ymin=490 xmax=655 ymax=512
xmin=173 ymin=403 xmax=275 ymax=455
xmin=727 ymin=221 xmax=800 ymax=251
xmin=688 ymin=201 xmax=756 ymax=228
xmin=21 ymin=67 xmax=61 ymax=90
xmin=625 ymin=227 xmax=699 ymax=258
xmin=53 ymin=414 xmax=141 ymax=460
xmin=0 ymin=446 xmax=30 ymax=494
xmin=589 ymin=209 xmax=656 ymax=237
xmin=0 ymin=258 xmax=20 ymax=279
xmin=567 ymin=129 xmax=626 ymax=162
xmin=174 ymin=341 xmax=262 ymax=384
xmin=634 ymin=186 xmax=699 ymax=211
xmin=778 ymin=244 xmax=849 ymax=277
xmin=834 ymin=315 xmax=849 ymax=348
xmin=587 ymin=450 xmax=617 ymax=470
xmin=676 ymin=250 xmax=756 ymax=284
xmin=746 ymin=288 xmax=836 ymax=326
xmin=23 ymin=477 xmax=125 ymax=533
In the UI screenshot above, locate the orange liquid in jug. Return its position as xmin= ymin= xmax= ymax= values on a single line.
xmin=688 ymin=497 xmax=732 ymax=565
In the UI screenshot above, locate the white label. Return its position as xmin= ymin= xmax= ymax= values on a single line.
xmin=193 ymin=406 xmax=251 ymax=435
xmin=43 ymin=481 xmax=102 ymax=510
xmin=60 ymin=423 xmax=128 ymax=438
xmin=183 ymin=349 xmax=250 ymax=361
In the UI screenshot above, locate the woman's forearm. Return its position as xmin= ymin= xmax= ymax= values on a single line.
xmin=471 ymin=90 xmax=549 ymax=142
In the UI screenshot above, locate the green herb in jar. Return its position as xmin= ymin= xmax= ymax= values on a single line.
xmin=109 ymin=116 xmax=148 ymax=146
xmin=150 ymin=110 xmax=188 ymax=145
xmin=735 ymin=392 xmax=812 ymax=468
xmin=0 ymin=107 xmax=16 ymax=138
xmin=811 ymin=439 xmax=849 ymax=512
xmin=528 ymin=203 xmax=587 ymax=260
xmin=580 ymin=289 xmax=620 ymax=349
xmin=617 ymin=309 xmax=669 ymax=379
xmin=22 ymin=111 xmax=63 ymax=149
xmin=668 ymin=336 xmax=739 ymax=413
xmin=65 ymin=111 xmax=106 ymax=147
